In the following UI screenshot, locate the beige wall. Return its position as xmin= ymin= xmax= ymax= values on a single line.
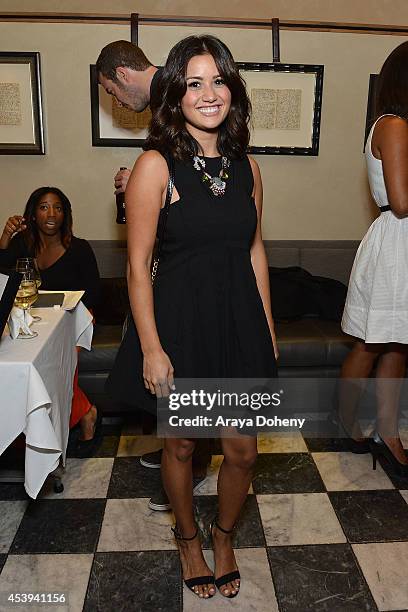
xmin=0 ymin=19 xmax=406 ymax=240
xmin=1 ymin=0 xmax=408 ymax=25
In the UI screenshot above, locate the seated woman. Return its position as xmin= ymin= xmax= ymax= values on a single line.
xmin=0 ymin=187 xmax=101 ymax=454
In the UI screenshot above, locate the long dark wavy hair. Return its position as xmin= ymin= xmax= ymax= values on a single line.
xmin=22 ymin=187 xmax=73 ymax=254
xmin=376 ymin=41 xmax=408 ymax=120
xmin=144 ymin=35 xmax=250 ymax=160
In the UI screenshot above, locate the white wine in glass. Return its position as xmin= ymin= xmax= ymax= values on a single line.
xmin=14 ymin=272 xmax=39 ymax=339
xmin=15 ymin=281 xmax=39 ymax=309
xmin=15 ymin=258 xmax=42 ymax=321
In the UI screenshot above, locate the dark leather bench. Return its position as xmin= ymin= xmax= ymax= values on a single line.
xmin=276 ymin=318 xmax=354 ymax=377
xmin=78 ymin=240 xmax=359 ymax=414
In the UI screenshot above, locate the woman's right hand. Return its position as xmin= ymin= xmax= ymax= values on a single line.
xmin=0 ymin=215 xmax=26 ymax=249
xmin=143 ymin=348 xmax=175 ymax=397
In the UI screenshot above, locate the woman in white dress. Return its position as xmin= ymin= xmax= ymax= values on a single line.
xmin=341 ymin=41 xmax=408 ymax=476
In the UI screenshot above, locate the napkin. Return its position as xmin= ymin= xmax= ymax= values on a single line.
xmin=8 ymin=306 xmax=35 ymax=339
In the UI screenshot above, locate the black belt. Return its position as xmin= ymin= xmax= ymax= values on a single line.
xmin=379 ymin=205 xmax=391 ymax=213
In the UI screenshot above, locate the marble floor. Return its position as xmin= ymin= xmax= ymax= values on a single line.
xmin=1 ymin=424 xmax=408 ymax=611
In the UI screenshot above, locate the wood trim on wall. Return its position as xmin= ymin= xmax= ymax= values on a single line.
xmin=0 ymin=13 xmax=408 ymax=36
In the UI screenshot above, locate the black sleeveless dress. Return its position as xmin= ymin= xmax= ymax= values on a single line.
xmin=106 ymin=155 xmax=277 ymax=411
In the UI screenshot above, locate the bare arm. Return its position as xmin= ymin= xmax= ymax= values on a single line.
xmin=248 ymin=156 xmax=279 ymax=359
xmin=126 ymin=150 xmax=174 ymax=396
xmin=373 ymin=116 xmax=408 ymax=218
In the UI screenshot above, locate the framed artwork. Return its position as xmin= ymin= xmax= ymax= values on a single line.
xmin=90 ymin=64 xmax=151 ymax=147
xmin=237 ymin=62 xmax=324 ymax=155
xmin=0 ymin=52 xmax=44 ymax=155
xmin=364 ymin=74 xmax=379 ymax=148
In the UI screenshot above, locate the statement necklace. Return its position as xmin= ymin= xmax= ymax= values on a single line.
xmin=193 ymin=155 xmax=230 ymax=197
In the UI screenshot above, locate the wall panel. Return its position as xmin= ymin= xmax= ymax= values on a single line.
xmin=0 ymin=20 xmax=405 ymax=240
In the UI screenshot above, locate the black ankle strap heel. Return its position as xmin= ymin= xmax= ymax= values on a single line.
xmin=210 ymin=516 xmax=241 ymax=598
xmin=211 ymin=517 xmax=235 ymax=534
xmin=171 ymin=524 xmax=215 ymax=598
xmin=171 ymin=525 xmax=198 ymax=540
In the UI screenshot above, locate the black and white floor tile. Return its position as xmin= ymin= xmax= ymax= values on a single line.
xmin=1 ymin=426 xmax=408 ymax=611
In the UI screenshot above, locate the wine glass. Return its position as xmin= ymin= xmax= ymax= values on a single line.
xmin=33 ymin=259 xmax=42 ymax=289
xmin=16 ymin=258 xmax=34 ymax=274
xmin=14 ymin=269 xmax=39 ymax=339
xmin=15 ymin=258 xmax=42 ymax=322
xmin=31 ymin=259 xmax=42 ymax=322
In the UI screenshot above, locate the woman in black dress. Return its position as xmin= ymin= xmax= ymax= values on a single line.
xmin=0 ymin=187 xmax=100 ymax=451
xmin=116 ymin=35 xmax=278 ymax=598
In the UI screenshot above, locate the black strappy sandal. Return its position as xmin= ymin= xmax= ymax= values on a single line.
xmin=210 ymin=517 xmax=241 ymax=598
xmin=171 ymin=524 xmax=215 ymax=598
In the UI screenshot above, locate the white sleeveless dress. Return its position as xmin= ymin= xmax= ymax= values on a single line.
xmin=342 ymin=115 xmax=408 ymax=343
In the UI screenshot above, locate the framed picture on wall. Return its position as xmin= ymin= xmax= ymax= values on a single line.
xmin=237 ymin=62 xmax=324 ymax=156
xmin=0 ymin=52 xmax=44 ymax=155
xmin=90 ymin=64 xmax=152 ymax=147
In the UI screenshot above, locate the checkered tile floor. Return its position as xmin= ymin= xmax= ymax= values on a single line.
xmin=1 ymin=423 xmax=408 ymax=611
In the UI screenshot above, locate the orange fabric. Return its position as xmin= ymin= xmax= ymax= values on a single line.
xmin=69 ymin=347 xmax=92 ymax=428
xmin=70 ymin=309 xmax=95 ymax=428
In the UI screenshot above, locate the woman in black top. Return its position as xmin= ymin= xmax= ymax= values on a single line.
xmin=0 ymin=187 xmax=100 ymax=449
xmin=0 ymin=188 xmax=99 ymax=310
xmin=108 ymin=35 xmax=278 ymax=599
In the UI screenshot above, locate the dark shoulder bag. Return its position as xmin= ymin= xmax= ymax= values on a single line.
xmin=122 ymin=155 xmax=175 ymax=340
xmin=122 ymin=155 xmax=175 ymax=338
xmin=151 ymin=155 xmax=175 ymax=284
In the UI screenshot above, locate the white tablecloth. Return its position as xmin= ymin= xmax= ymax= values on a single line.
xmin=0 ymin=302 xmax=93 ymax=498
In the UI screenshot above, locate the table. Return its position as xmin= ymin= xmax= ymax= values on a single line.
xmin=0 ymin=302 xmax=93 ymax=498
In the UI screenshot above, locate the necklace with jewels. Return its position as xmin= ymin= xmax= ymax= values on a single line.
xmin=193 ymin=155 xmax=230 ymax=197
